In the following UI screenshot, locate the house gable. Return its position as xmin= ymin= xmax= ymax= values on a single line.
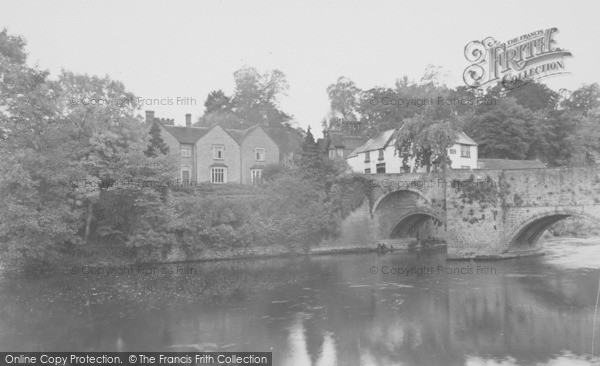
xmin=196 ymin=125 xmax=241 ymax=183
xmin=239 ymin=126 xmax=280 ymax=184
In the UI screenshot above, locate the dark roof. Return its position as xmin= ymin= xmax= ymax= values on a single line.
xmin=477 ymin=159 xmax=546 ymax=170
xmin=347 ymin=129 xmax=396 ymax=158
xmin=223 ymin=128 xmax=247 ymax=144
xmin=161 ymin=123 xmax=272 ymax=146
xmin=163 ymin=125 xmax=208 ymax=144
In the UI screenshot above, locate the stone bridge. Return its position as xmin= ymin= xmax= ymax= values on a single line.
xmin=365 ymin=166 xmax=600 ymax=259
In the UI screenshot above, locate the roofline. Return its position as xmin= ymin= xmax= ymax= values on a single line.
xmin=353 ymin=129 xmax=396 ymax=154
xmin=200 ymin=123 xmax=242 ymax=145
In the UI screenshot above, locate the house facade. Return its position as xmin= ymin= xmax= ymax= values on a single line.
xmin=146 ymin=110 xmax=279 ymax=184
xmin=346 ymin=128 xmax=478 ymax=174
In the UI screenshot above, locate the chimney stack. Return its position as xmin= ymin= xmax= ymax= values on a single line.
xmin=185 ymin=113 xmax=191 ymax=127
xmin=145 ymin=110 xmax=155 ymax=125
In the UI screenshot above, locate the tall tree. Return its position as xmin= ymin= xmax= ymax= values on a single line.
xmin=203 ymin=89 xmax=234 ymax=115
xmin=464 ymin=98 xmax=542 ymax=160
xmin=560 ymin=83 xmax=600 ymax=114
xmin=232 ymin=66 xmax=291 ymax=127
xmin=326 ymin=76 xmax=361 ymax=122
xmin=505 ymin=81 xmax=560 ymax=112
xmin=394 ymin=115 xmax=458 ymax=172
xmin=0 ymin=29 xmax=176 ymax=264
xmin=145 ymin=122 xmax=169 ymax=157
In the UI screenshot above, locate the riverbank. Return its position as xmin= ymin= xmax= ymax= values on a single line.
xmin=5 ymin=235 xmax=599 ymax=276
xmin=0 ymin=241 xmax=378 ymax=275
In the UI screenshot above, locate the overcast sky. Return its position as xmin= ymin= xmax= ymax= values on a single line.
xmin=2 ymin=0 xmax=599 ymax=136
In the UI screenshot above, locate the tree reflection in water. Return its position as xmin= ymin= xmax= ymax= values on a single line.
xmin=1 ymin=239 xmax=600 ymax=365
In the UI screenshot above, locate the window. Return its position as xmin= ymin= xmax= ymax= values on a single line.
xmin=211 ymin=168 xmax=226 ymax=184
xmin=365 ymin=151 xmax=371 ymax=163
xmin=181 ymin=166 xmax=190 ymax=183
xmin=213 ymin=145 xmax=224 ymax=159
xmin=449 ymin=148 xmax=456 ymax=155
xmin=336 ymin=147 xmax=344 ymax=158
xmin=460 ymin=145 xmax=470 ymax=158
xmin=328 ymin=150 xmax=334 ymax=159
xmin=378 ymin=149 xmax=384 ymax=160
xmin=251 ymin=169 xmax=263 ymax=183
xmin=364 ymin=168 xmax=371 ymax=174
xmin=255 ymin=148 xmax=266 ymax=161
xmin=181 ymin=146 xmax=191 ymax=157
xmin=376 ymin=163 xmax=386 ymax=174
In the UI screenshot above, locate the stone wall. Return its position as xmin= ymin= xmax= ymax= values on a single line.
xmin=365 ymin=166 xmax=600 ymax=258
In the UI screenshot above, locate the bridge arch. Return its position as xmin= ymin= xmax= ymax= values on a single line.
xmin=372 ymin=188 xmax=434 ymax=214
xmin=506 ymin=208 xmax=600 ymax=251
xmin=388 ymin=210 xmax=445 ymax=239
xmin=372 ymin=189 xmax=445 ymax=242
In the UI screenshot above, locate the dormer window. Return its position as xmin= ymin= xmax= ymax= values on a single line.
xmin=378 ymin=149 xmax=384 ymax=160
xmin=213 ymin=145 xmax=224 ymax=159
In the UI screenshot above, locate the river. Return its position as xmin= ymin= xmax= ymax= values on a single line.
xmin=1 ymin=237 xmax=600 ymax=365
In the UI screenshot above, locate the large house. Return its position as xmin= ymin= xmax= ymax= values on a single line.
xmin=146 ymin=111 xmax=280 ymax=184
xmin=317 ymin=121 xmax=368 ymax=159
xmin=346 ymin=128 xmax=478 ymax=173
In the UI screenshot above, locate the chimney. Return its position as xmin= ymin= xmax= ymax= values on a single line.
xmin=145 ymin=110 xmax=155 ymax=125
xmin=185 ymin=113 xmax=191 ymax=127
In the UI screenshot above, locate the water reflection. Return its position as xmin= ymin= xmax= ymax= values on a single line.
xmin=283 ymin=318 xmax=337 ymax=366
xmin=1 ymin=239 xmax=600 ymax=365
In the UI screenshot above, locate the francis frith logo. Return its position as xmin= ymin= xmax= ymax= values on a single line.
xmin=463 ymin=28 xmax=572 ymax=90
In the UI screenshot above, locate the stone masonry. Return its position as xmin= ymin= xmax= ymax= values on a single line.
xmin=360 ymin=166 xmax=600 ymax=259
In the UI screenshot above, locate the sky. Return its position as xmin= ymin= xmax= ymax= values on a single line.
xmin=2 ymin=0 xmax=599 ymax=136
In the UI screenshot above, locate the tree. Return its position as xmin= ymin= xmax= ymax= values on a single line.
xmin=299 ymin=127 xmax=324 ymax=180
xmin=464 ymin=98 xmax=542 ymax=160
xmin=0 ymin=30 xmax=81 ymax=262
xmin=561 ymin=83 xmax=600 ymax=114
xmin=326 ymin=76 xmax=361 ymax=121
xmin=539 ymin=108 xmax=600 ymax=166
xmin=203 ymin=89 xmax=234 ymax=115
xmin=0 ymin=29 xmax=176 ymax=266
xmin=505 ymin=81 xmax=560 ymax=112
xmin=196 ymin=111 xmax=245 ymax=129
xmin=358 ymin=87 xmax=403 ymax=136
xmin=539 ymin=110 xmax=582 ymax=166
xmin=145 ymin=122 xmax=169 ymax=157
xmin=0 ymin=28 xmax=26 ymax=65
xmin=394 ymin=115 xmax=458 ymax=172
xmin=232 ymin=66 xmax=291 ymax=127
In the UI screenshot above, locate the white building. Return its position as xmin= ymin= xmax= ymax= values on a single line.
xmin=346 ymin=129 xmax=478 ymax=174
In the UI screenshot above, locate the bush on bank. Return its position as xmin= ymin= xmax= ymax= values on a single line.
xmin=117 ymin=171 xmax=370 ymax=263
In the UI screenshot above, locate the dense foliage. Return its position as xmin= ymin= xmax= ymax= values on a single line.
xmin=323 ymin=65 xmax=600 ymax=168
xmin=0 ymin=30 xmax=371 ymax=270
